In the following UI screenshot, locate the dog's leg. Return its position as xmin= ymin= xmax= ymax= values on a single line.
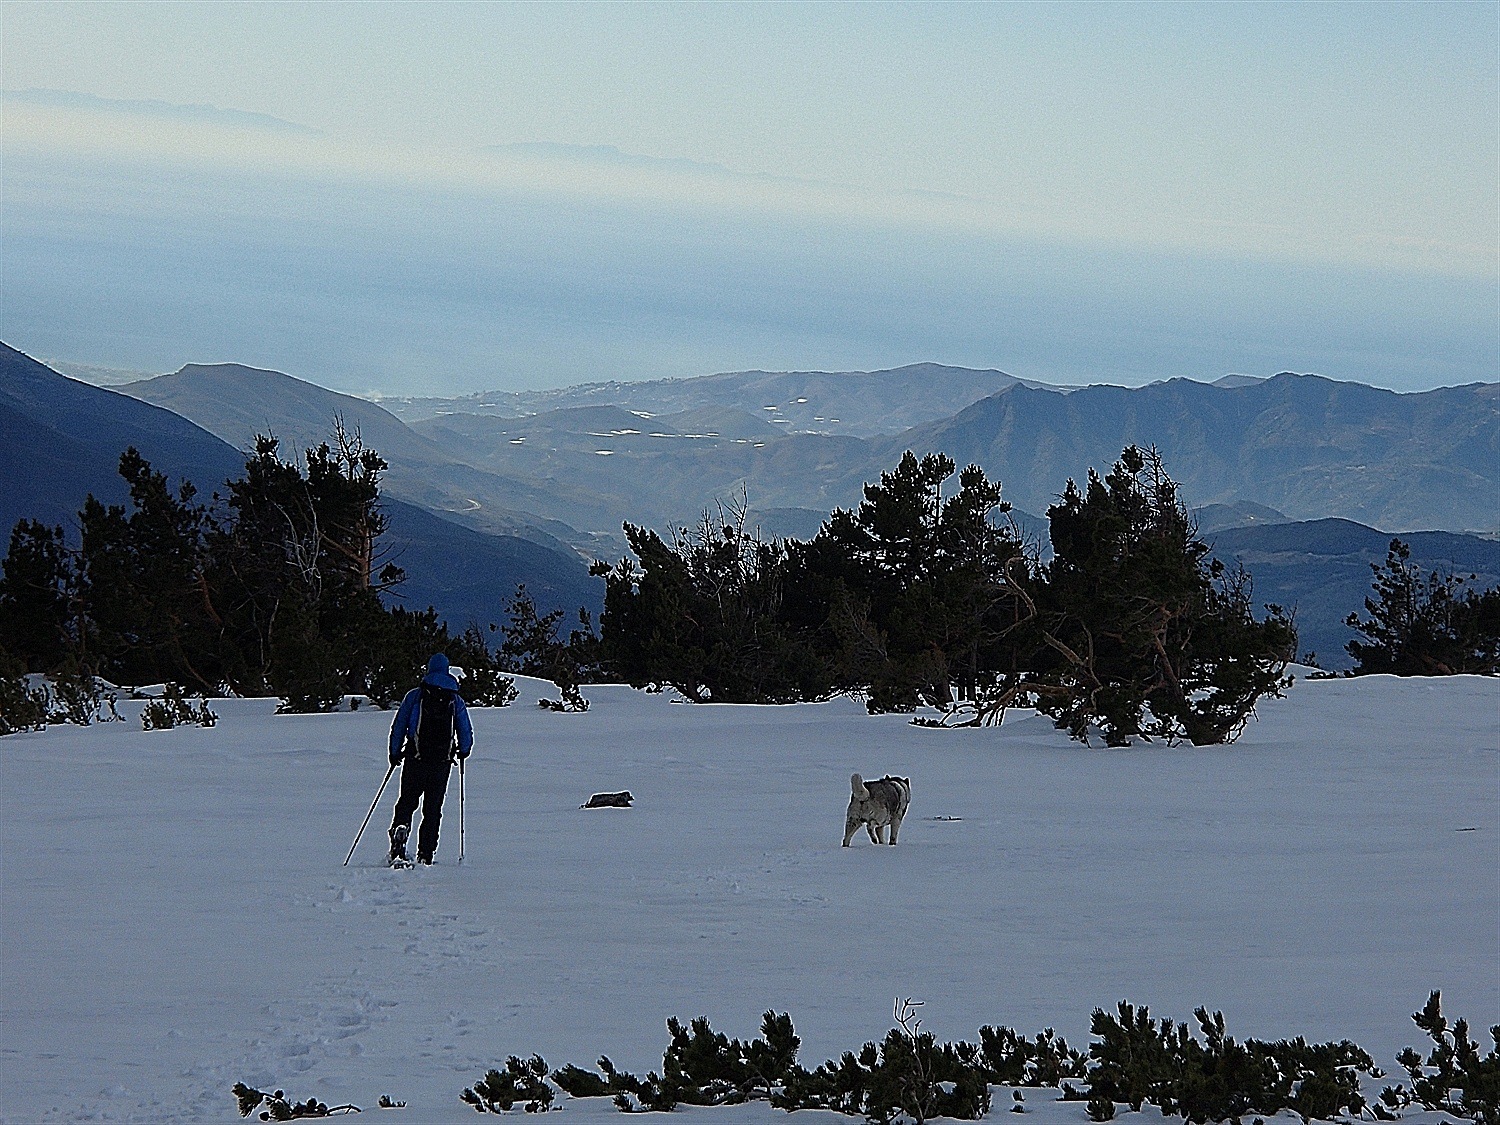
xmin=889 ymin=812 xmax=903 ymax=844
xmin=865 ymin=822 xmax=879 ymax=844
xmin=843 ymin=811 xmax=861 ymax=847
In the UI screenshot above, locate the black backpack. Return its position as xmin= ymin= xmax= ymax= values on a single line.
xmin=415 ymin=682 xmax=457 ymax=760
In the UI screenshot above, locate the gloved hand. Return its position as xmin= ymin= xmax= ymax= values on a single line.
xmin=390 ymin=748 xmax=403 ymax=767
xmin=456 ymin=748 xmax=470 ymax=762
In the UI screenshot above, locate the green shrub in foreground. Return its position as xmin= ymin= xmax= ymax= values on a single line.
xmin=463 ymin=993 xmax=1495 ymax=1124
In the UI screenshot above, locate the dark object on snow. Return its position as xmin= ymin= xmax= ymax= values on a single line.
xmin=582 ymin=790 xmax=633 ymax=808
xmin=232 ymin=1080 xmax=360 ymax=1118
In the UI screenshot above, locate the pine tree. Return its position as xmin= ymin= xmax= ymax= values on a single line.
xmin=1346 ymin=539 xmax=1500 ymax=675
xmin=1030 ymin=447 xmax=1294 ymax=745
xmin=500 ymin=583 xmax=597 ymax=708
xmin=787 ymin=452 xmax=1025 ymax=711
xmin=0 ymin=519 xmax=76 ymax=671
xmin=211 ymin=431 xmax=400 ymax=708
xmin=77 ymin=449 xmax=218 ymax=690
xmin=595 ymin=501 xmax=814 ymax=703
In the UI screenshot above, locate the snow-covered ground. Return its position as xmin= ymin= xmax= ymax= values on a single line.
xmin=2 ymin=673 xmax=1496 ymax=1124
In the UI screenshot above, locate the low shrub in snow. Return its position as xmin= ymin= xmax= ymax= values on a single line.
xmin=141 ymin=683 xmax=218 ymax=730
xmin=232 ymin=1081 xmax=358 ymax=1118
xmin=0 ymin=655 xmax=121 ymax=735
xmin=537 ymin=683 xmax=589 ymax=712
xmin=547 ymin=1006 xmax=995 ymax=1120
xmin=0 ymin=653 xmax=47 ymax=735
xmin=462 ymin=664 xmax=519 ymax=708
xmin=473 ymin=993 xmax=1497 ymax=1125
xmin=461 ymin=1054 xmax=555 ymax=1113
xmin=779 ymin=999 xmax=992 ymax=1124
xmin=1381 ymin=991 xmax=1500 ymax=1125
xmin=1085 ymin=1002 xmax=1379 ymax=1124
xmin=44 ymin=660 xmax=122 ymax=725
xmin=977 ymin=1023 xmax=1088 ymax=1086
xmin=547 ymin=1011 xmax=801 ymax=1111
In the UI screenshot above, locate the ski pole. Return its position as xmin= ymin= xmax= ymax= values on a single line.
xmin=344 ymin=761 xmax=397 ymax=866
xmin=458 ymin=757 xmax=465 ymax=864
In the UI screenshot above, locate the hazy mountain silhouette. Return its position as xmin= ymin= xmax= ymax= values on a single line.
xmin=382 ymin=362 xmax=1054 ymax=437
xmin=1207 ymin=518 xmax=1500 ymax=669
xmin=124 ymin=363 xmax=610 ymax=556
xmin=891 ymin=374 xmax=1499 ymax=533
xmin=94 ymin=351 xmax=1500 ymax=664
xmin=0 ymin=344 xmax=600 ymax=625
xmin=1 ymin=343 xmax=246 ymax=533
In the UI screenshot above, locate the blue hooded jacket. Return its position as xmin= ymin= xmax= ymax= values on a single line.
xmin=389 ymin=654 xmax=474 ymax=762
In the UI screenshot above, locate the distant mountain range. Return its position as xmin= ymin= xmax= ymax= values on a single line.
xmin=378 ymin=362 xmax=1067 ymax=436
xmin=1 ymin=347 xmax=245 ymax=534
xmin=897 ymin=375 xmax=1499 ymax=535
xmin=0 ymin=344 xmax=602 ymax=629
xmin=122 ymin=362 xmax=611 ymax=557
xmin=11 ymin=345 xmax=1498 ymax=670
xmin=372 ymin=365 xmax=1499 ymax=538
xmin=1206 ymin=519 xmax=1500 ymax=668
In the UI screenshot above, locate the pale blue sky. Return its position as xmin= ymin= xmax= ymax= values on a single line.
xmin=1 ymin=1 xmax=1495 ymax=394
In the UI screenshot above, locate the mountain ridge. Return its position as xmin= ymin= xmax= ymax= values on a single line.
xmin=19 ymin=345 xmax=1499 ymax=670
xmin=378 ymin=362 xmax=1055 ymax=436
xmin=124 ymin=363 xmax=610 ymax=557
xmin=886 ymin=372 xmax=1499 ymax=532
xmin=0 ymin=344 xmax=602 ymax=626
xmin=1207 ymin=517 xmax=1500 ymax=669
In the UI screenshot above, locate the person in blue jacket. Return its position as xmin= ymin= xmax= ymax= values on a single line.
xmin=387 ymin=653 xmax=474 ymax=865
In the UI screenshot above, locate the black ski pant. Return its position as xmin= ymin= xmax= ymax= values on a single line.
xmin=391 ymin=752 xmax=453 ymax=859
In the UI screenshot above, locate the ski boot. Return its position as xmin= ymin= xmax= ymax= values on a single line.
xmin=388 ymin=824 xmax=411 ymax=866
xmin=416 ymin=852 xmax=433 ymax=866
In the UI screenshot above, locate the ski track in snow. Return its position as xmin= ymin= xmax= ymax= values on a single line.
xmin=1 ymin=674 xmax=1496 ymax=1123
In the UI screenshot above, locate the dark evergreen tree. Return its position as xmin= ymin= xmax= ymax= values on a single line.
xmin=594 ymin=447 xmax=1287 ymax=741
xmin=498 ymin=583 xmax=570 ymax=677
xmin=0 ymin=519 xmax=76 ymax=672
xmin=447 ymin=622 xmax=519 ymax=708
xmin=77 ymin=449 xmax=218 ymax=690
xmin=210 ymin=430 xmax=401 ymax=708
xmin=0 ymin=646 xmax=47 ymax=735
xmin=789 ymin=453 xmax=1026 ymax=711
xmin=1027 ymin=446 xmax=1295 ymax=745
xmin=500 ymin=582 xmax=597 ymax=709
xmin=1346 ymin=539 xmax=1500 ymax=675
xmin=595 ymin=502 xmax=817 ymax=703
xmin=361 ymin=605 xmax=450 ymax=708
xmin=0 ymin=425 xmax=520 ymax=713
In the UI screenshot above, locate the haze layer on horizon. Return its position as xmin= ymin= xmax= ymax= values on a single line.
xmin=2 ymin=1 xmax=1495 ymax=397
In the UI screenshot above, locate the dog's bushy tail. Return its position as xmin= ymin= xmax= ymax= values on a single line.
xmin=851 ymin=772 xmax=867 ymax=798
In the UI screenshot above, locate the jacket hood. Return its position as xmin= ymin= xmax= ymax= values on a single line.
xmin=422 ymin=653 xmax=460 ymax=691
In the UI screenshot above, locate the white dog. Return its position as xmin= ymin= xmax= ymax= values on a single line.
xmin=843 ymin=773 xmax=911 ymax=846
